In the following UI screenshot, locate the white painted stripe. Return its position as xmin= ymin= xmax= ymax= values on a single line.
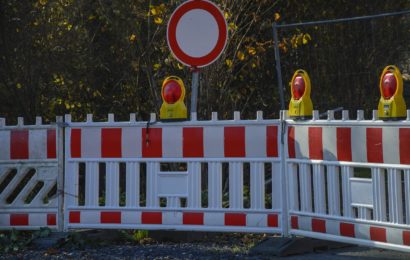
xmin=383 ymin=127 xmax=400 ymax=164
xmin=29 ymin=130 xmax=47 ymax=159
xmin=82 ymin=128 xmax=101 ymax=158
xmin=81 ymin=211 xmax=99 ymax=224
xmin=351 ymin=126 xmax=367 ymax=162
xmin=0 ymin=214 xmax=9 ymax=226
xmin=298 ymin=215 xmax=312 ymax=231
xmin=355 ymin=223 xmax=370 ymax=240
xmin=294 ymin=126 xmax=309 ymax=159
xmin=323 ymin=127 xmax=337 ymax=161
xmin=0 ymin=131 xmax=10 ymax=160
xmin=245 ymin=126 xmax=266 ymax=157
xmin=326 ymin=219 xmax=340 ymax=236
xmin=162 ymin=127 xmax=182 ymax=158
xmin=204 ymin=127 xmax=224 ymax=157
xmin=122 ymin=211 xmax=141 ymax=225
xmin=204 ymin=212 xmax=224 ymax=226
xmin=387 ymin=227 xmax=403 ymax=245
xmin=122 ymin=127 xmax=141 ymax=158
xmin=246 ymin=213 xmax=267 ymax=227
xmin=29 ymin=213 xmax=46 ymax=226
xmin=163 ymin=212 xmax=182 ymax=225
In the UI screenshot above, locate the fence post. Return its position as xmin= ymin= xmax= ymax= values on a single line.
xmin=56 ymin=116 xmax=65 ymax=232
xmin=280 ymin=110 xmax=289 ymax=236
xmin=272 ymin=22 xmax=285 ymax=110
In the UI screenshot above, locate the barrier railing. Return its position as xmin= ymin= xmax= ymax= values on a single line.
xmin=0 ymin=117 xmax=60 ymax=230
xmin=63 ymin=112 xmax=283 ymax=233
xmin=286 ymin=110 xmax=410 ymax=252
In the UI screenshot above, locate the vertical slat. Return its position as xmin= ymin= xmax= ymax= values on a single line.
xmin=146 ymin=162 xmax=159 ymax=208
xmin=288 ymin=163 xmax=299 ymax=211
xmin=359 ymin=207 xmax=371 ymax=220
xmin=271 ymin=162 xmax=281 ymax=209
xmin=126 ymin=162 xmax=140 ymax=207
xmin=167 ymin=197 xmax=179 ymax=208
xmin=105 ymin=162 xmax=119 ymax=207
xmin=208 ymin=162 xmax=222 ymax=209
xmin=250 ymin=162 xmax=264 ymax=209
xmin=313 ymin=164 xmax=326 ymax=214
xmin=372 ymin=167 xmax=387 ymax=221
xmin=64 ymin=162 xmax=79 ymax=207
xmin=229 ymin=162 xmax=243 ymax=209
xmin=188 ymin=162 xmax=201 ymax=208
xmin=299 ymin=163 xmax=312 ymax=212
xmin=388 ymin=168 xmax=403 ymax=224
xmin=85 ymin=162 xmax=99 ymax=206
xmin=327 ymin=165 xmax=341 ymax=216
xmin=405 ymin=170 xmax=410 ymax=224
xmin=341 ymin=166 xmax=353 ymax=217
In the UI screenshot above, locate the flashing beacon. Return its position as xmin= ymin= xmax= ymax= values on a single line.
xmin=288 ymin=69 xmax=313 ymax=119
xmin=377 ymin=65 xmax=406 ymax=120
xmin=160 ymin=76 xmax=187 ymax=121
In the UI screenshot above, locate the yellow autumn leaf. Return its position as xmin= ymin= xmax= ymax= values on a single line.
xmin=153 ymin=63 xmax=161 ymax=70
xmin=150 ymin=7 xmax=158 ymax=16
xmin=154 ymin=17 xmax=163 ymax=25
xmin=225 ymin=59 xmax=233 ymax=68
xmin=67 ymin=24 xmax=73 ymax=31
xmin=303 ymin=33 xmax=312 ymax=44
xmin=177 ymin=63 xmax=184 ymax=70
xmin=248 ymin=47 xmax=256 ymax=55
xmin=252 ymin=63 xmax=257 ymax=68
xmin=237 ymin=51 xmax=245 ymax=61
xmin=129 ymin=34 xmax=136 ymax=42
xmin=228 ymin=22 xmax=237 ymax=31
xmin=224 ymin=12 xmax=231 ymax=20
xmin=88 ymin=15 xmax=96 ymax=20
xmin=16 ymin=83 xmax=22 ymax=89
xmin=39 ymin=0 xmax=47 ymax=6
xmin=274 ymin=12 xmax=281 ymax=22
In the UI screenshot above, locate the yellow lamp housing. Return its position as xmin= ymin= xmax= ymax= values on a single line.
xmin=160 ymin=76 xmax=187 ymax=121
xmin=288 ymin=69 xmax=313 ymax=120
xmin=377 ymin=65 xmax=406 ymax=120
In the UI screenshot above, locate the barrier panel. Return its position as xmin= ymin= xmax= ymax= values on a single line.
xmin=0 ymin=117 xmax=60 ymax=230
xmin=286 ymin=110 xmax=410 ymax=252
xmin=63 ymin=112 xmax=283 ymax=234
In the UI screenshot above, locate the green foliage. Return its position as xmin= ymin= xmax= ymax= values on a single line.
xmin=133 ymin=230 xmax=149 ymax=243
xmin=0 ymin=227 xmax=51 ymax=253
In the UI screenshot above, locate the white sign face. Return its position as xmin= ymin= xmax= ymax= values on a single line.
xmin=167 ymin=0 xmax=228 ymax=68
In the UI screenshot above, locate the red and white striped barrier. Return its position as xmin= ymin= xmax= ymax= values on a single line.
xmin=287 ymin=125 xmax=410 ymax=164
xmin=0 ymin=213 xmax=57 ymax=229
xmin=68 ymin=125 xmax=279 ymax=159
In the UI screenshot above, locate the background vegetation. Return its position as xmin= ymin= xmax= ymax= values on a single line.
xmin=0 ymin=0 xmax=409 ymax=123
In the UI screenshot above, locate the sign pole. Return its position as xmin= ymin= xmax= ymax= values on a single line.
xmin=190 ymin=68 xmax=200 ymax=113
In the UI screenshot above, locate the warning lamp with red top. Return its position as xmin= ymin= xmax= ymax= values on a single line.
xmin=288 ymin=69 xmax=313 ymax=119
xmin=160 ymin=76 xmax=187 ymax=120
xmin=377 ymin=65 xmax=406 ymax=120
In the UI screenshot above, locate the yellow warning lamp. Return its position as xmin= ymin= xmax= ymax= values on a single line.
xmin=288 ymin=69 xmax=313 ymax=119
xmin=377 ymin=65 xmax=406 ymax=120
xmin=160 ymin=76 xmax=187 ymax=121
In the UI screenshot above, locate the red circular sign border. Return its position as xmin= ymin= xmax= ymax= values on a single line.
xmin=167 ymin=0 xmax=228 ymax=68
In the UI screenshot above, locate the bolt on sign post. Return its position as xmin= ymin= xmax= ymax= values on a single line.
xmin=167 ymin=0 xmax=228 ymax=116
xmin=160 ymin=76 xmax=187 ymax=121
xmin=377 ymin=65 xmax=406 ymax=120
xmin=288 ymin=69 xmax=313 ymax=120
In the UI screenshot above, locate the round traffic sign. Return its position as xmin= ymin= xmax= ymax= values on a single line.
xmin=167 ymin=0 xmax=228 ymax=68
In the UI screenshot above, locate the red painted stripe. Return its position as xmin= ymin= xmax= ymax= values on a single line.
xmin=266 ymin=126 xmax=278 ymax=157
xmin=71 ymin=129 xmax=81 ymax=158
xmin=340 ymin=223 xmax=355 ymax=238
xmin=47 ymin=129 xmax=57 ymax=159
xmin=370 ymin=226 xmax=387 ymax=242
xmin=141 ymin=212 xmax=162 ymax=224
xmin=337 ymin=128 xmax=352 ymax=162
xmin=183 ymin=212 xmax=204 ymax=225
xmin=288 ymin=127 xmax=296 ymax=158
xmin=10 ymin=130 xmax=29 ymax=159
xmin=312 ymin=218 xmax=326 ymax=233
xmin=224 ymin=127 xmax=245 ymax=157
xmin=403 ymin=231 xmax=410 ymax=246
xmin=101 ymin=128 xmax=122 ymax=158
xmin=183 ymin=127 xmax=204 ymax=157
xmin=10 ymin=214 xmax=29 ymax=226
xmin=309 ymin=127 xmax=323 ymax=160
xmin=267 ymin=214 xmax=278 ymax=227
xmin=142 ymin=128 xmax=162 ymax=158
xmin=101 ymin=211 xmax=121 ymax=224
xmin=225 ymin=213 xmax=246 ymax=226
xmin=47 ymin=213 xmax=57 ymax=226
xmin=69 ymin=211 xmax=81 ymax=223
xmin=290 ymin=216 xmax=298 ymax=229
xmin=366 ymin=128 xmax=383 ymax=163
xmin=399 ymin=128 xmax=410 ymax=164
